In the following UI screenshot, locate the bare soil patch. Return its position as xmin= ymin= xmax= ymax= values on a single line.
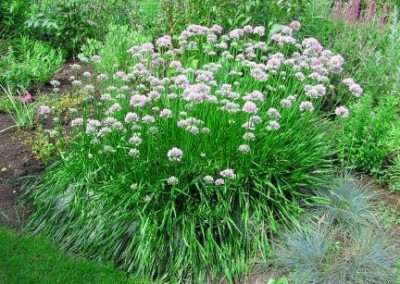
xmin=0 ymin=112 xmax=43 ymax=229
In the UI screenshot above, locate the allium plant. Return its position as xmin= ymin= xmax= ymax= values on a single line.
xmin=27 ymin=22 xmax=361 ymax=282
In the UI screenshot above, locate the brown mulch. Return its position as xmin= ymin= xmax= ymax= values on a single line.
xmin=0 ymin=112 xmax=43 ymax=229
xmin=360 ymin=174 xmax=400 ymax=211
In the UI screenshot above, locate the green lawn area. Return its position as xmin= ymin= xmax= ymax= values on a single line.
xmin=0 ymin=227 xmax=150 ymax=284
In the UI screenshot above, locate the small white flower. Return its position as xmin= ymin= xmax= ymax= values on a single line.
xmin=238 ymin=144 xmax=251 ymax=154
xmin=128 ymin=148 xmax=140 ymax=158
xmin=167 ymin=176 xmax=179 ymax=186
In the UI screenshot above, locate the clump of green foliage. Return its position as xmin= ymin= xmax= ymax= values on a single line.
xmin=337 ymin=94 xmax=397 ymax=177
xmin=26 ymin=22 xmax=363 ymax=282
xmin=0 ymin=37 xmax=64 ymax=91
xmin=160 ymin=0 xmax=306 ymax=34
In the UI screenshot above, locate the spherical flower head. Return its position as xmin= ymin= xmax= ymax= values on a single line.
xmin=242 ymin=101 xmax=258 ymax=114
xmin=186 ymin=125 xmax=199 ymax=135
xmin=239 ymin=144 xmax=251 ymax=154
xmin=70 ymin=64 xmax=81 ymax=71
xmin=156 ymin=35 xmax=172 ymax=48
xmin=203 ymin=175 xmax=214 ymax=184
xmin=125 ymin=112 xmax=139 ymax=123
xmin=167 ymin=147 xmax=183 ymax=162
xmin=215 ymin=178 xmax=225 ymax=186
xmin=220 ymin=169 xmax=236 ymax=180
xmin=280 ymin=98 xmax=292 ymax=108
xmin=128 ymin=148 xmax=140 ymax=158
xmin=207 ymin=33 xmax=218 ymax=43
xmin=267 ymin=121 xmax=280 ymax=131
xmin=211 ymin=24 xmax=223 ymax=34
xmin=300 ymin=101 xmax=314 ymax=112
xmin=243 ymin=25 xmax=253 ymax=33
xmin=83 ymin=84 xmax=95 ymax=93
xmin=148 ymin=126 xmax=158 ymax=135
xmin=71 ymin=118 xmax=84 ymax=127
xmin=243 ymin=132 xmax=256 ymax=141
xmin=349 ymin=83 xmax=363 ymax=97
xmin=107 ymin=103 xmax=122 ymax=114
xmin=91 ymin=55 xmax=102 ymax=63
xmin=142 ymin=115 xmax=156 ymax=124
xmin=267 ymin=108 xmax=282 ymax=119
xmin=50 ymin=80 xmax=61 ymax=87
xmin=160 ymin=109 xmax=173 ymax=119
xmin=342 ymin=78 xmax=355 ymax=86
xmin=167 ymin=176 xmax=179 ymax=186
xmin=335 ymin=106 xmax=350 ymax=118
xmin=253 ymin=26 xmax=265 ymax=36
xmin=130 ymin=94 xmax=148 ymax=108
xmin=289 ymin=20 xmax=301 ymax=30
xmin=129 ymin=134 xmax=142 ymax=146
xmin=97 ymin=73 xmax=108 ymax=81
xmin=72 ymin=80 xmax=82 ymax=87
xmin=38 ymin=105 xmax=51 ymax=115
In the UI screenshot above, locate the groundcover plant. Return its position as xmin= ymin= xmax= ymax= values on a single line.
xmin=27 ymin=22 xmax=362 ymax=282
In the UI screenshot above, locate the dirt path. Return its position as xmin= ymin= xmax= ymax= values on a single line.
xmin=0 ymin=112 xmax=43 ymax=229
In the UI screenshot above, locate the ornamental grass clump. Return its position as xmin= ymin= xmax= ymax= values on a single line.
xmin=27 ymin=22 xmax=361 ymax=282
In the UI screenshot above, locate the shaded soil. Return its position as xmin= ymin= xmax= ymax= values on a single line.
xmin=361 ymin=174 xmax=400 ymax=211
xmin=0 ymin=113 xmax=43 ymax=229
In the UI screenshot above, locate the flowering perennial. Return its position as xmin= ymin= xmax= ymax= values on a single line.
xmin=31 ymin=21 xmax=362 ymax=282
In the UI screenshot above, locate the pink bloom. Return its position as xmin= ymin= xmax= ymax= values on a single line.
xmin=335 ymin=106 xmax=349 ymax=118
xmin=267 ymin=121 xmax=280 ymax=131
xmin=349 ymin=83 xmax=363 ymax=97
xmin=38 ymin=105 xmax=51 ymax=115
xmin=289 ymin=21 xmax=301 ymax=31
xmin=253 ymin=26 xmax=265 ymax=36
xmin=299 ymin=101 xmax=314 ymax=112
xmin=267 ymin=108 xmax=281 ymax=119
xmin=125 ymin=112 xmax=139 ymax=123
xmin=156 ymin=35 xmax=172 ymax=47
xmin=130 ymin=94 xmax=148 ymax=107
xmin=167 ymin=147 xmax=183 ymax=162
xmin=242 ymin=101 xmax=259 ymax=114
xmin=220 ymin=169 xmax=236 ymax=180
xmin=24 ymin=91 xmax=32 ymax=102
xmin=160 ymin=109 xmax=173 ymax=119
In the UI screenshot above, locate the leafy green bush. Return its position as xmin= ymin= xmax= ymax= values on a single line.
xmin=0 ymin=37 xmax=64 ymax=91
xmin=28 ymin=23 xmax=362 ymax=282
xmin=337 ymin=94 xmax=397 ymax=177
xmin=80 ymin=25 xmax=151 ymax=74
xmin=160 ymin=0 xmax=306 ymax=35
xmin=25 ymin=0 xmax=143 ymax=56
xmin=0 ymin=0 xmax=32 ymax=38
xmin=299 ymin=3 xmax=400 ymax=179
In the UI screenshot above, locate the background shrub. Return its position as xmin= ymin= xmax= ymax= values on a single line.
xmin=0 ymin=37 xmax=64 ymax=91
xmin=337 ymin=94 xmax=397 ymax=177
